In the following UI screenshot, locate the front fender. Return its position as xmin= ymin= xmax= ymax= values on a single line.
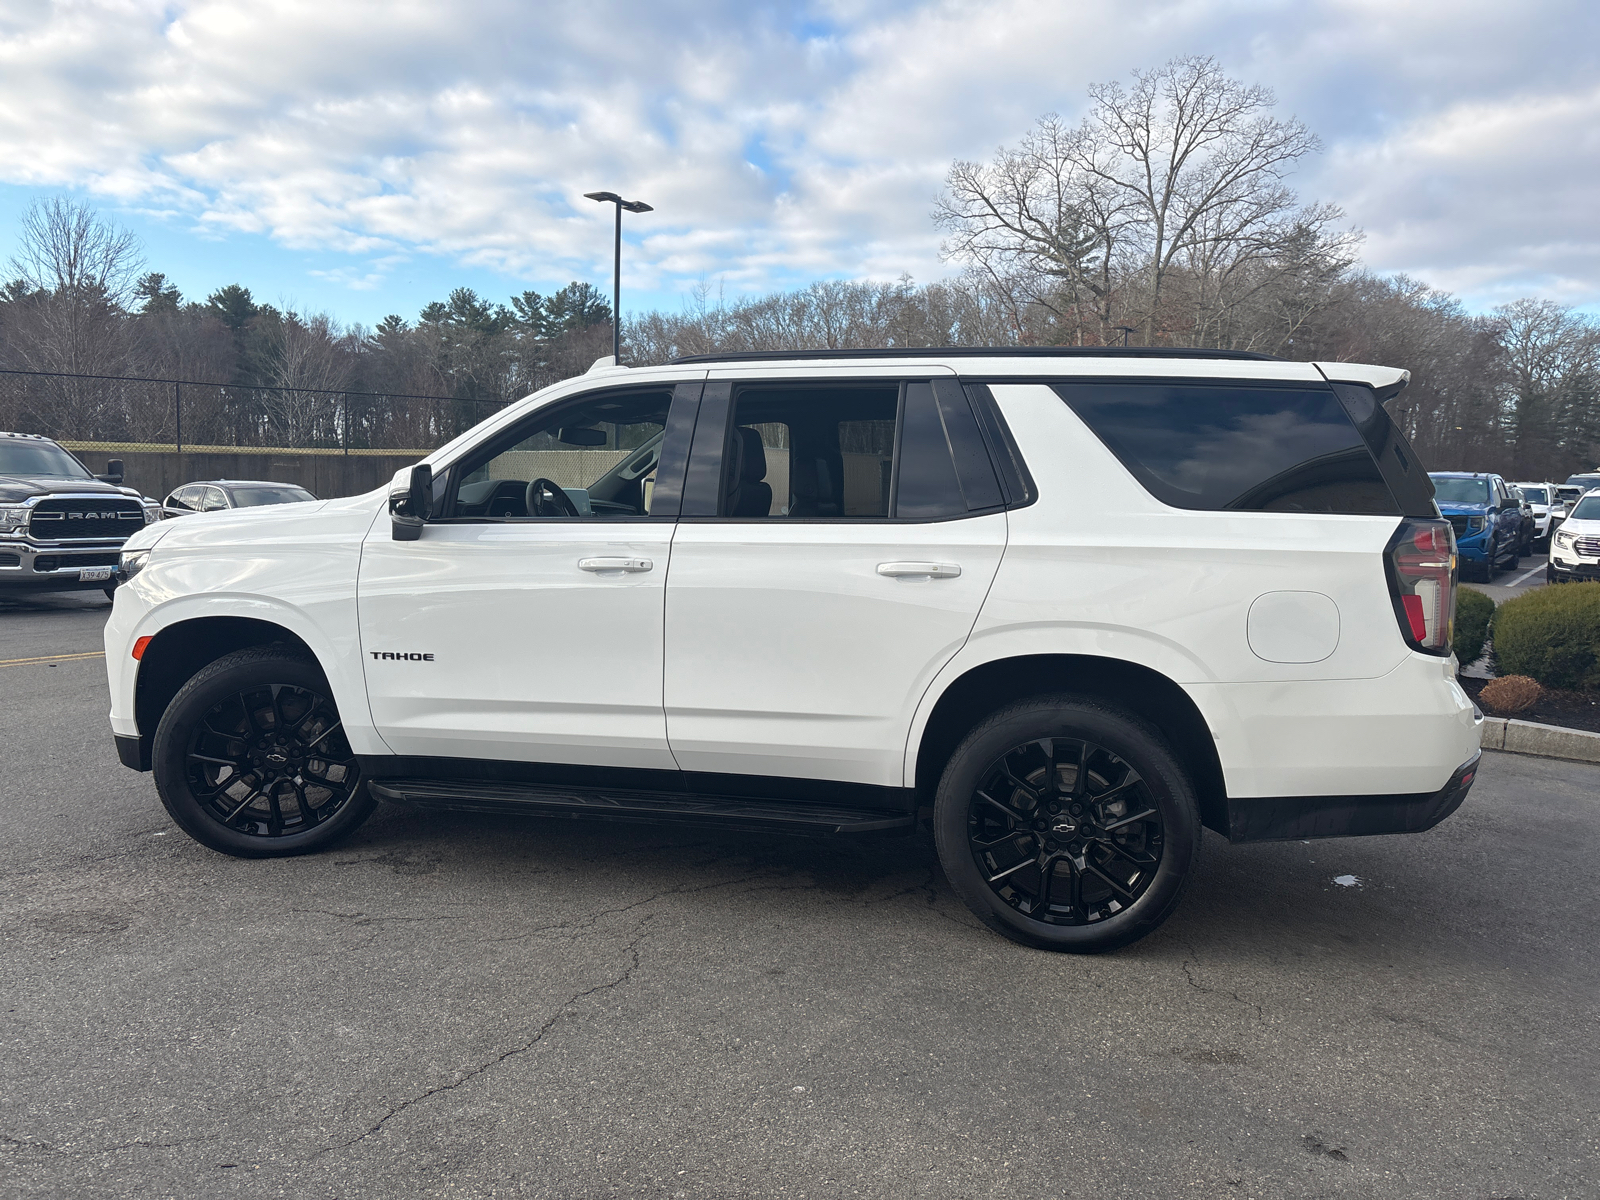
xmin=104 ymin=501 xmax=384 ymax=755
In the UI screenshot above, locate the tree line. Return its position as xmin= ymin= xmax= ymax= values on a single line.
xmin=1 ymin=55 xmax=1596 ymax=479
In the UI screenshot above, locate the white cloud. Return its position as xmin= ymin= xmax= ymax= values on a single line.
xmin=0 ymin=0 xmax=1594 ymax=308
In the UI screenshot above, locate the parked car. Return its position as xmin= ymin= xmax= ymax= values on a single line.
xmin=1549 ymin=490 xmax=1600 ymax=583
xmin=162 ymin=480 xmax=317 ymax=518
xmin=1428 ymin=471 xmax=1523 ymax=581
xmin=1507 ymin=486 xmax=1536 ymax=555
xmin=1564 ymin=471 xmax=1600 ymax=495
xmin=105 ymin=348 xmax=1481 ymax=954
xmin=1510 ymin=481 xmax=1565 ymax=549
xmin=0 ymin=432 xmax=160 ymax=599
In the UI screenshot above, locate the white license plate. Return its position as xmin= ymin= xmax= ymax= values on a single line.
xmin=78 ymin=566 xmax=113 ymax=582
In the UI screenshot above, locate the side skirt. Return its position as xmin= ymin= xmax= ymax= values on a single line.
xmin=359 ymin=756 xmax=917 ymax=837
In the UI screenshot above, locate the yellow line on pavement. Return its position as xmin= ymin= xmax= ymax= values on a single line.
xmin=0 ymin=650 xmax=106 ymax=667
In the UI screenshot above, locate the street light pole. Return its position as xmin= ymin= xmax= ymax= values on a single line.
xmin=583 ymin=190 xmax=653 ymax=364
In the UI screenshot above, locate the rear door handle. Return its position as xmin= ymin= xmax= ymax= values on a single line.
xmin=578 ymin=557 xmax=653 ymax=573
xmin=877 ymin=561 xmax=962 ymax=579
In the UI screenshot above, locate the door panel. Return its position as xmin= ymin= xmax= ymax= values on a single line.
xmin=359 ymin=521 xmax=676 ymax=766
xmin=356 ymin=381 xmax=700 ymax=769
xmin=663 ymin=516 xmax=1006 ymax=784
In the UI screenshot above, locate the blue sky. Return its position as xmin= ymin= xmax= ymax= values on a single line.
xmin=1 ymin=0 xmax=1596 ymax=328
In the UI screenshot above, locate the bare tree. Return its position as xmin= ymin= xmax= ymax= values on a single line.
xmin=8 ymin=197 xmax=144 ymax=307
xmin=937 ymin=56 xmax=1353 ymax=347
xmin=1493 ymin=299 xmax=1600 ymax=478
xmin=0 ymin=198 xmax=146 ymax=436
xmin=258 ymin=309 xmax=354 ymax=446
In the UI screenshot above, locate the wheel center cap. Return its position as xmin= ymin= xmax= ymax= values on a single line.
xmin=1051 ymin=818 xmax=1078 ymax=836
xmin=266 ymin=751 xmax=289 ymax=765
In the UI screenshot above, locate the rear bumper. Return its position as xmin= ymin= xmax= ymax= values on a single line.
xmin=1224 ymin=752 xmax=1479 ymax=842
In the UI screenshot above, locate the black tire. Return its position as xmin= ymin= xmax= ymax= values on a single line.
xmin=1482 ymin=538 xmax=1499 ymax=579
xmin=1503 ymin=538 xmax=1521 ymax=571
xmin=152 ymin=646 xmax=376 ymax=858
xmin=103 ymin=584 xmax=117 ymax=601
xmin=933 ymin=695 xmax=1202 ymax=954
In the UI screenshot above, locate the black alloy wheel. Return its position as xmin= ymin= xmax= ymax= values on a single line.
xmin=967 ymin=737 xmax=1164 ymax=925
xmin=934 ymin=695 xmax=1201 ymax=953
xmin=152 ymin=647 xmax=376 ymax=857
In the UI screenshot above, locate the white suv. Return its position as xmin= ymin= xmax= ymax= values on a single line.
xmin=1510 ymin=481 xmax=1565 ymax=549
xmin=104 ymin=349 xmax=1482 ymax=952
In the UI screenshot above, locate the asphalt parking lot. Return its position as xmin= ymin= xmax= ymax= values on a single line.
xmin=2 ymin=592 xmax=1597 ymax=1199
xmin=1474 ymin=550 xmax=1551 ymax=605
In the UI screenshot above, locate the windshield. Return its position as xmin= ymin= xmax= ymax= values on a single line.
xmin=1571 ymin=495 xmax=1600 ymax=520
xmin=1522 ymin=487 xmax=1548 ymax=503
xmin=1430 ymin=476 xmax=1491 ymax=506
xmin=230 ymin=487 xmax=316 ymax=506
xmin=0 ymin=440 xmax=93 ymax=479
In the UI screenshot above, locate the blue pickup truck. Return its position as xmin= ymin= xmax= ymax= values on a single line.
xmin=1429 ymin=471 xmax=1523 ymax=582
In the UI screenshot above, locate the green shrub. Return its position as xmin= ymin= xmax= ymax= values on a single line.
xmin=1454 ymin=587 xmax=1495 ymax=665
xmin=1492 ymin=582 xmax=1600 ymax=690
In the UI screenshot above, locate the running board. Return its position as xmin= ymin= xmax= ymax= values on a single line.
xmin=367 ymin=778 xmax=915 ymax=836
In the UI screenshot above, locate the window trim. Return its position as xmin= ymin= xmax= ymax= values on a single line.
xmin=678 ymin=377 xmax=1005 ymax=525
xmin=431 ymin=382 xmax=698 ymax=524
xmin=959 ymin=381 xmax=1036 ymax=510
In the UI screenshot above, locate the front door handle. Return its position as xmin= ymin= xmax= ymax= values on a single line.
xmin=877 ymin=561 xmax=962 ymax=579
xmin=578 ymin=557 xmax=653 ymax=573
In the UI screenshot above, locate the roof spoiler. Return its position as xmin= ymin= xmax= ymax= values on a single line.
xmin=1314 ymin=361 xmax=1410 ymax=402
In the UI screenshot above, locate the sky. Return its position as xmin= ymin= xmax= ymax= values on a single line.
xmin=0 ymin=0 xmax=1596 ymax=328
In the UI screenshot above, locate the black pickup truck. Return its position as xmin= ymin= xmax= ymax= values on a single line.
xmin=0 ymin=432 xmax=160 ymax=599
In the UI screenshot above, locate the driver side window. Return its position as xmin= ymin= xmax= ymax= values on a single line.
xmin=449 ymin=390 xmax=672 ymax=520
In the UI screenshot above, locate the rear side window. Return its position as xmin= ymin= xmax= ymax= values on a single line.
xmin=1053 ymin=382 xmax=1400 ymax=514
xmin=718 ymin=381 xmax=1003 ymax=520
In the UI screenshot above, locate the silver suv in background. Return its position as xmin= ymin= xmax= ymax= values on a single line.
xmin=162 ymin=480 xmax=317 ymax=519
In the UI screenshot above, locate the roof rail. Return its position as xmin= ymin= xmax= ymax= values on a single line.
xmin=669 ymin=346 xmax=1284 ymax=365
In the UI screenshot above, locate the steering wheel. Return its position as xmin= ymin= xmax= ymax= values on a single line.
xmin=525 ymin=477 xmax=580 ymax=518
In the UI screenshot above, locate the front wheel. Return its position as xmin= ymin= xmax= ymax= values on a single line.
xmin=933 ymin=695 xmax=1202 ymax=953
xmin=152 ymin=646 xmax=376 ymax=857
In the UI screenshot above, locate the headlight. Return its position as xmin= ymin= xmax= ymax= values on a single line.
xmin=118 ymin=549 xmax=150 ymax=582
xmin=1466 ymin=516 xmax=1485 ymax=532
xmin=142 ymin=504 xmax=160 ymax=524
xmin=1556 ymin=530 xmax=1575 ymax=548
xmin=0 ymin=506 xmax=26 ymax=532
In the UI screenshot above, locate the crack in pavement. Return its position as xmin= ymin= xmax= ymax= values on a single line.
xmin=1 ymin=1130 xmax=219 ymax=1159
xmin=290 ymin=908 xmax=472 ymax=926
xmin=479 ymin=871 xmax=781 ymax=944
xmin=1180 ymin=942 xmax=1266 ymax=1024
xmin=314 ymin=929 xmax=647 ymax=1157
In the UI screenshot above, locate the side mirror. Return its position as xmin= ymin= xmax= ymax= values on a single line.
xmin=392 ymin=463 xmax=432 ymax=541
xmin=97 ymin=458 xmax=125 ymax=485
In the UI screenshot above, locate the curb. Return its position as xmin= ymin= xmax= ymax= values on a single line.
xmin=1480 ymin=717 xmax=1600 ymax=765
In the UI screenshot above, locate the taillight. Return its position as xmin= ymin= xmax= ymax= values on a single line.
xmin=1384 ymin=518 xmax=1456 ymax=655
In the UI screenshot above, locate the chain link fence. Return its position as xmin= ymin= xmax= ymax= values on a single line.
xmin=0 ymin=368 xmax=512 ymax=457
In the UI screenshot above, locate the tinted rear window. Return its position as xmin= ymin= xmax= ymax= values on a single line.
xmin=1053 ymin=382 xmax=1399 ymax=514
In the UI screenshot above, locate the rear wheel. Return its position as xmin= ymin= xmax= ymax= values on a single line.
xmin=934 ymin=695 xmax=1202 ymax=953
xmin=152 ymin=646 xmax=376 ymax=857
